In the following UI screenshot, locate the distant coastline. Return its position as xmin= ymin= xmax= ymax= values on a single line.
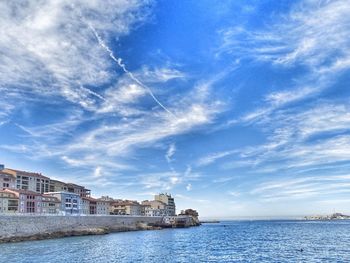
xmin=304 ymin=213 xmax=350 ymax=221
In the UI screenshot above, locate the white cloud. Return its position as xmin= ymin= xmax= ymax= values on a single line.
xmin=221 ymin=0 xmax=350 ymax=128
xmin=165 ymin=143 xmax=176 ymax=163
xmin=197 ymin=150 xmax=236 ymax=167
xmin=93 ymin=166 xmax=103 ymax=178
xmin=0 ymin=0 xmax=152 ymax=114
xmin=220 ymin=0 xmax=350 ymax=72
xmin=251 ymin=174 xmax=350 ymax=202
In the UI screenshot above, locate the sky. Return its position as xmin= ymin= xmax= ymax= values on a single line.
xmin=1 ymin=0 xmax=350 ymax=218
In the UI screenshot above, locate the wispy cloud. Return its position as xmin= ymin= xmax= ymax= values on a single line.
xmin=165 ymin=143 xmax=176 ymax=164
xmin=197 ymin=150 xmax=237 ymax=167
xmin=0 ymin=1 xmax=227 ymax=180
xmin=220 ymin=0 xmax=350 ymax=72
xmin=251 ymin=174 xmax=350 ymax=202
xmin=0 ymin=0 xmax=152 ymax=111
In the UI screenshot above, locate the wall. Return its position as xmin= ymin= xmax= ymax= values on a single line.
xmin=0 ymin=215 xmax=163 ymax=242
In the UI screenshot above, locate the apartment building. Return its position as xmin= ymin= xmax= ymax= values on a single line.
xmin=141 ymin=200 xmax=168 ymax=216
xmin=5 ymin=189 xmax=43 ymax=213
xmin=46 ymin=192 xmax=81 ymax=215
xmin=81 ymin=197 xmax=90 ymax=215
xmin=41 ymin=194 xmax=60 ymax=214
xmin=0 ymin=190 xmax=18 ymax=213
xmin=4 ymin=168 xmax=50 ymax=194
xmin=96 ymin=199 xmax=110 ymax=215
xmin=49 ymin=179 xmax=68 ymax=192
xmin=0 ymin=169 xmax=16 ymax=190
xmin=81 ymin=197 xmax=110 ymax=215
xmin=66 ymin=183 xmax=91 ymax=198
xmin=154 ymin=193 xmax=176 ymax=216
xmin=109 ymin=200 xmax=142 ymax=215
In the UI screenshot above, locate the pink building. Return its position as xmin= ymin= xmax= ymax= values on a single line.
xmin=4 ymin=189 xmax=43 ymax=214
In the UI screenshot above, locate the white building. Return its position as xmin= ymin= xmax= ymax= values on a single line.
xmin=46 ymin=192 xmax=81 ymax=215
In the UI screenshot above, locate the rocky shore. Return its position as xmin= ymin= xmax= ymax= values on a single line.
xmin=0 ymin=215 xmax=199 ymax=243
xmin=0 ymin=224 xmax=163 ymax=243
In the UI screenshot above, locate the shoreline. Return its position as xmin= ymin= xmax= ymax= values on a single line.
xmin=0 ymin=224 xmax=163 ymax=244
xmin=0 ymin=215 xmax=199 ymax=243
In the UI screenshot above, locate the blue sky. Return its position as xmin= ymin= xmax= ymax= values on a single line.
xmin=1 ymin=0 xmax=350 ymax=218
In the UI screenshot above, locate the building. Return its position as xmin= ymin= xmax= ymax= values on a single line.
xmin=96 ymin=199 xmax=110 ymax=215
xmin=5 ymin=189 xmax=43 ymax=214
xmin=81 ymin=197 xmax=90 ymax=215
xmin=0 ymin=168 xmax=16 ymax=190
xmin=66 ymin=183 xmax=91 ymax=198
xmin=154 ymin=193 xmax=176 ymax=216
xmin=109 ymin=200 xmax=142 ymax=215
xmin=4 ymin=168 xmax=50 ymax=194
xmin=99 ymin=196 xmax=115 ymax=202
xmin=41 ymin=194 xmax=60 ymax=214
xmin=141 ymin=200 xmax=167 ymax=216
xmin=49 ymin=179 xmax=68 ymax=192
xmin=0 ymin=190 xmax=18 ymax=213
xmin=85 ymin=197 xmax=97 ymax=214
xmin=46 ymin=192 xmax=81 ymax=215
xmin=81 ymin=197 xmax=109 ymax=215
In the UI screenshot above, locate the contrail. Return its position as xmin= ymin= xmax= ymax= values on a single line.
xmin=88 ymin=24 xmax=176 ymax=118
xmin=79 ymin=85 xmax=106 ymax=101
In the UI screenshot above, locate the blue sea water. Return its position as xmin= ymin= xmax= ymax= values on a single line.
xmin=1 ymin=220 xmax=350 ymax=262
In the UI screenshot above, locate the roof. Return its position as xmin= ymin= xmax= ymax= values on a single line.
xmin=0 ymin=171 xmax=16 ymax=178
xmin=111 ymin=200 xmax=141 ymax=206
xmin=4 ymin=168 xmax=50 ymax=180
xmin=4 ymin=189 xmax=41 ymax=196
xmin=142 ymin=200 xmax=166 ymax=205
xmin=44 ymin=191 xmax=80 ymax=197
xmin=50 ymin=179 xmax=67 ymax=185
xmin=0 ymin=190 xmax=19 ymax=198
xmin=82 ymin=196 xmax=98 ymax=202
xmin=66 ymin=183 xmax=86 ymax=189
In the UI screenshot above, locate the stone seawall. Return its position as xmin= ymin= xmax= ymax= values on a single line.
xmin=0 ymin=215 xmax=163 ymax=243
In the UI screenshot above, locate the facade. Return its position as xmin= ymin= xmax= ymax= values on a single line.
xmin=142 ymin=200 xmax=168 ymax=216
xmin=49 ymin=179 xmax=68 ymax=192
xmin=110 ymin=200 xmax=142 ymax=215
xmin=4 ymin=169 xmax=50 ymax=194
xmin=5 ymin=189 xmax=43 ymax=214
xmin=96 ymin=199 xmax=110 ymax=215
xmin=99 ymin=196 xmax=114 ymax=202
xmin=0 ymin=190 xmax=18 ymax=213
xmin=66 ymin=183 xmax=91 ymax=198
xmin=81 ymin=197 xmax=90 ymax=215
xmin=154 ymin=193 xmax=176 ymax=216
xmin=0 ymin=170 xmax=16 ymax=190
xmin=46 ymin=192 xmax=81 ymax=215
xmin=41 ymin=195 xmax=60 ymax=214
xmin=81 ymin=197 xmax=110 ymax=215
xmin=87 ymin=197 xmax=97 ymax=214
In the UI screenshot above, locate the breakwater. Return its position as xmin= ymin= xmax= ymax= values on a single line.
xmin=0 ymin=215 xmax=199 ymax=243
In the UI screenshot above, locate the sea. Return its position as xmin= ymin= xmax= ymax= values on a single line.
xmin=1 ymin=220 xmax=350 ymax=262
